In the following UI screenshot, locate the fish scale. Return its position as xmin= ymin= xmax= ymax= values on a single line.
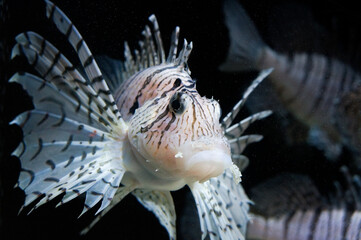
xmin=10 ymin=1 xmax=272 ymax=239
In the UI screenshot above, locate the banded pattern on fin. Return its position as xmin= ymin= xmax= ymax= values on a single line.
xmin=95 ymin=56 xmax=126 ymax=93
xmin=190 ymin=168 xmax=251 ymax=240
xmin=10 ymin=1 xmax=129 ymax=216
xmin=225 ymin=110 xmax=272 ymax=139
xmin=133 ymin=189 xmax=176 ymax=240
xmin=222 ymin=69 xmax=272 ymax=169
xmin=44 ymin=0 xmax=121 ymax=121
xmin=221 ymin=68 xmax=272 ymax=129
xmin=119 ymin=14 xmax=182 ymax=80
xmin=80 ymin=184 xmax=136 ymax=235
xmin=9 ymin=73 xmax=126 ymax=213
xmin=12 ymin=32 xmax=124 ymax=132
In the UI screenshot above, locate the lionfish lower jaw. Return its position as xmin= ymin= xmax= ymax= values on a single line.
xmin=186 ymin=150 xmax=232 ymax=183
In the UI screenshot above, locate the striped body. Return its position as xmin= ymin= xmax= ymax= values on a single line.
xmin=258 ymin=48 xmax=361 ymax=143
xmin=247 ymin=169 xmax=361 ymax=240
xmin=9 ymin=1 xmax=272 ymax=239
xmin=249 ymin=208 xmax=361 ymax=240
xmin=221 ymin=0 xmax=361 ymax=158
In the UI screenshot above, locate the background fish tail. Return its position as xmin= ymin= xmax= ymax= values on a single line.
xmin=220 ymin=0 xmax=266 ymax=72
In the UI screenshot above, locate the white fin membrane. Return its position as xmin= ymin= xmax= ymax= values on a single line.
xmin=11 ymin=1 xmax=128 ymax=217
xmin=132 ymin=189 xmax=177 ymax=240
xmin=190 ymin=168 xmax=251 ymax=240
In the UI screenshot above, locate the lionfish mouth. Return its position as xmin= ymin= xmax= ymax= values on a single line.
xmin=184 ymin=149 xmax=232 ymax=182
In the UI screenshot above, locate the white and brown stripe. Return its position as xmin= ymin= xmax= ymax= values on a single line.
xmin=222 ymin=0 xmax=361 ymax=159
xmin=247 ymin=168 xmax=361 ymax=240
xmin=259 ymin=49 xmax=361 ymax=143
xmin=10 ymin=1 xmax=272 ymax=239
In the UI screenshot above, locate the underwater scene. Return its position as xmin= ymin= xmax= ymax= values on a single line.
xmin=1 ymin=0 xmax=361 ymax=239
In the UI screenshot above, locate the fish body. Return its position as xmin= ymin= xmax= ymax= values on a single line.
xmin=247 ymin=167 xmax=361 ymax=240
xmin=9 ymin=1 xmax=272 ymax=239
xmin=221 ymin=0 xmax=361 ymax=159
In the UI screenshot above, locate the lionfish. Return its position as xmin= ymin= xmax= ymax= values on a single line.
xmin=9 ymin=1 xmax=272 ymax=239
xmin=247 ymin=167 xmax=361 ymax=240
xmin=220 ymin=0 xmax=361 ymax=161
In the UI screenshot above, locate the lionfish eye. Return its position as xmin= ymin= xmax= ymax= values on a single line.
xmin=169 ymin=92 xmax=185 ymax=114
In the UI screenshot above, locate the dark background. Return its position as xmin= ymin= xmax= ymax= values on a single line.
xmin=2 ymin=0 xmax=361 ymax=239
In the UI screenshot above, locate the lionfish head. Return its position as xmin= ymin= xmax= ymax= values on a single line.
xmin=128 ymin=84 xmax=231 ymax=184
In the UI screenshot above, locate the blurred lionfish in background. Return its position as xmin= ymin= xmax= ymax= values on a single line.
xmin=7 ymin=0 xmax=272 ymax=239
xmin=220 ymin=0 xmax=361 ymax=239
xmin=247 ymin=166 xmax=361 ymax=240
xmin=220 ymin=0 xmax=361 ymax=166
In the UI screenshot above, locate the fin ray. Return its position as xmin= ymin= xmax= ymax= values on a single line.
xmin=190 ymin=169 xmax=250 ymax=240
xmin=44 ymin=0 xmax=121 ymax=121
xmin=221 ymin=68 xmax=272 ymax=129
xmin=12 ymin=32 xmax=122 ymax=130
xmin=133 ymin=189 xmax=176 ymax=239
xmin=80 ymin=185 xmax=136 ymax=235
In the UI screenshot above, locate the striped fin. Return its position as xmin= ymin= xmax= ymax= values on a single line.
xmin=80 ymin=185 xmax=136 ymax=235
xmin=96 ymin=14 xmax=175 ymax=84
xmin=95 ymin=55 xmax=126 ymax=92
xmin=221 ymin=68 xmax=272 ymax=129
xmin=142 ymin=25 xmax=158 ymax=67
xmin=190 ymin=169 xmax=251 ymax=240
xmin=132 ymin=189 xmax=176 ymax=240
xmin=230 ymin=155 xmax=249 ymax=172
xmin=9 ymin=1 xmax=129 ymax=215
xmin=225 ymin=110 xmax=272 ymax=138
xmin=12 ymin=108 xmax=122 ymax=210
xmin=12 ymin=32 xmax=122 ymax=131
xmin=166 ymin=26 xmax=180 ymax=63
xmin=44 ymin=0 xmax=121 ymax=122
xmin=78 ymin=170 xmax=124 ymax=216
xmin=9 ymin=72 xmax=110 ymax=132
xmin=123 ymin=41 xmax=139 ymax=78
xmin=229 ymin=135 xmax=263 ymax=157
xmin=174 ymin=39 xmax=193 ymax=74
xmin=224 ymin=110 xmax=271 ymax=170
xmin=10 ymin=93 xmax=126 ymax=211
xmin=138 ymin=15 xmax=167 ymax=67
xmin=209 ymin=169 xmax=251 ymax=236
xmin=221 ymin=70 xmax=272 ymax=173
xmin=148 ymin=15 xmax=166 ymax=64
xmin=108 ymin=12 xmax=188 ymax=79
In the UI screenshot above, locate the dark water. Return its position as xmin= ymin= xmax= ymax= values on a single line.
xmin=1 ymin=0 xmax=361 ymax=239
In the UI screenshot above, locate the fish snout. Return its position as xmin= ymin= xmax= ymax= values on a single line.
xmin=178 ymin=139 xmax=232 ymax=182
